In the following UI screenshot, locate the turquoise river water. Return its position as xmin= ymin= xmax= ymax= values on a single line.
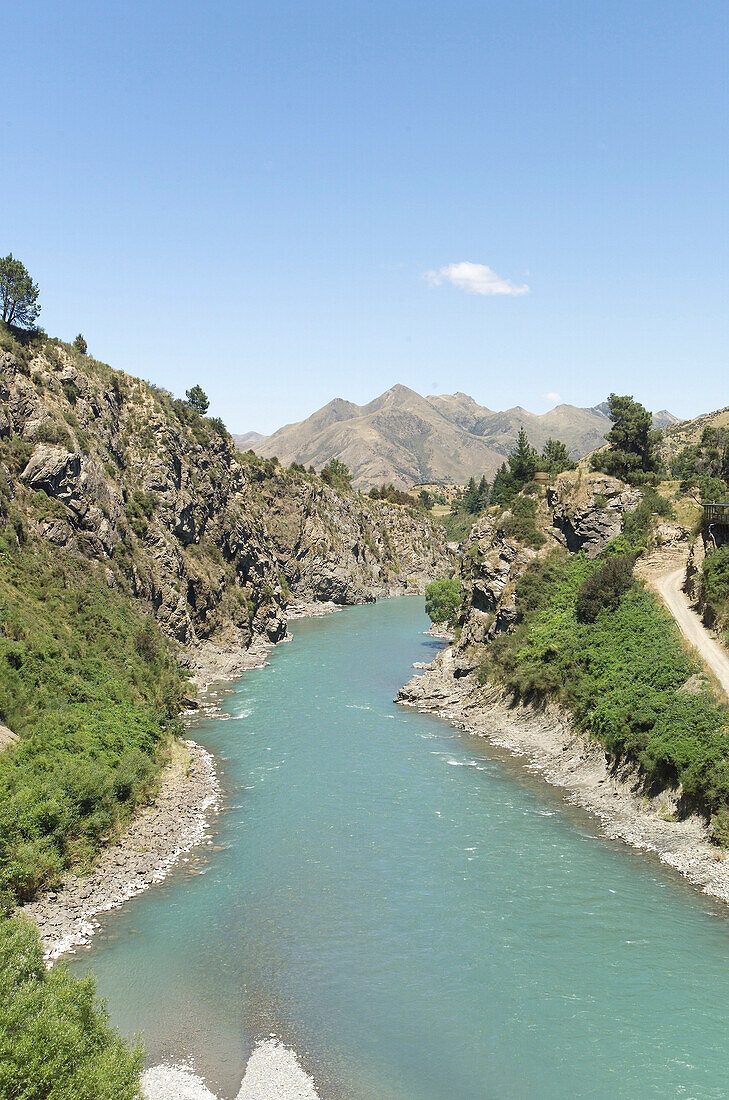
xmin=71 ymin=598 xmax=729 ymax=1099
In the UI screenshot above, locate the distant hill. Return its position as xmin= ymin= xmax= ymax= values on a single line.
xmin=238 ymin=386 xmax=680 ymax=488
xmin=661 ymin=405 xmax=729 ymax=464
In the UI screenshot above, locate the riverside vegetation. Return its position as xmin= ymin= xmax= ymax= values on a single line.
xmin=426 ymin=396 xmax=729 ymax=847
xmin=1 ymin=259 xmax=727 ymax=1097
xmin=0 ymin=272 xmax=449 ymax=1099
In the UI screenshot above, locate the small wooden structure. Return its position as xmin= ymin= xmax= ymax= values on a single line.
xmin=533 ymin=471 xmax=550 ymax=485
xmin=703 ymin=502 xmax=729 ymax=550
xmin=703 ymin=502 xmax=729 ymax=526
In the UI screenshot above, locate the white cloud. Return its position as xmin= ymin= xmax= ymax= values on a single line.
xmin=425 ymin=261 xmax=529 ymax=297
xmin=543 ymin=391 xmax=562 ymax=404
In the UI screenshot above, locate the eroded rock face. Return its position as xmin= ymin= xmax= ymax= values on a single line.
xmin=454 ymin=470 xmax=647 ymax=655
xmin=549 ymin=471 xmax=641 ymax=557
xmin=256 ymin=476 xmax=452 ymax=605
xmin=457 ymin=514 xmax=543 ymax=647
xmin=21 ymin=445 xmax=81 ymax=497
xmin=1 ymin=342 xmax=450 ymax=659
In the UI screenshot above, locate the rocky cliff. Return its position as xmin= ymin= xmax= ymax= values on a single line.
xmin=456 ymin=470 xmax=642 ymax=651
xmin=0 ymin=332 xmax=451 ymax=673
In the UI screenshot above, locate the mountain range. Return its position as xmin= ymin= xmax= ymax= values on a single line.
xmin=234 ymin=386 xmax=680 ymax=488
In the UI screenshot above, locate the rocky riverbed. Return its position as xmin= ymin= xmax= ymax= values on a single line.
xmin=23 ymin=738 xmax=219 ymax=962
xmin=142 ymin=1039 xmax=321 ymax=1100
xmin=398 ymin=645 xmax=729 ymax=906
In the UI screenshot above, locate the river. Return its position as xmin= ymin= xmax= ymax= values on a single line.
xmin=70 ymin=597 xmax=729 ymax=1099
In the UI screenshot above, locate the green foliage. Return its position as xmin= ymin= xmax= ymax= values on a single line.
xmin=0 ymin=254 xmax=41 ymax=330
xmin=425 ymin=577 xmax=462 ymax=625
xmin=492 ymin=429 xmax=574 ymax=505
xmin=0 ymin=435 xmax=33 ymax=476
xmin=541 ymin=437 xmax=576 ymax=475
xmin=591 ymin=394 xmax=663 ymax=483
xmin=620 ymin=487 xmax=674 ymax=554
xmin=437 ymin=508 xmax=478 ymax=542
xmin=369 ymin=482 xmax=416 ymax=506
xmin=499 ymin=495 xmax=545 ymax=548
xmin=33 ymin=420 xmax=73 ymax=449
xmin=462 ymin=475 xmax=490 ymax=515
xmin=0 ymin=916 xmax=143 ymax=1098
xmin=673 ymin=427 xmax=729 ymax=495
xmin=61 ymin=378 xmax=80 ymax=405
xmin=124 ymin=489 xmax=157 ymax=538
xmin=0 ymin=539 xmax=183 ymax=905
xmin=490 ymin=462 xmax=518 ymax=506
xmin=508 ymin=427 xmax=538 ymax=484
xmin=185 ymin=384 xmax=210 ymax=415
xmin=73 ymin=333 xmax=88 ymax=356
xmin=321 ymin=458 xmax=352 ymax=491
xmin=576 ymin=554 xmax=635 ymax=623
xmin=487 ymin=550 xmax=729 ymax=823
xmin=702 ymin=545 xmax=729 ymax=624
xmin=30 ymin=489 xmax=67 ymax=521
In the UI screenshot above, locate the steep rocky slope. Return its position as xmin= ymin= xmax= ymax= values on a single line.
xmin=0 ymin=332 xmax=450 ymax=671
xmin=455 ymin=471 xmax=642 ymax=650
xmin=241 ymin=385 xmax=679 ymax=489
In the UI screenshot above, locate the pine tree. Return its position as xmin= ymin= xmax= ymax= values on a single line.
xmin=508 ymin=427 xmax=538 ymax=485
xmin=591 ymin=394 xmax=663 ymax=482
xmin=463 ymin=476 xmax=478 ymax=513
xmin=491 ymin=462 xmax=518 ymax=506
xmin=476 ymin=475 xmax=490 ymax=511
xmin=542 ymin=437 xmax=576 ymax=475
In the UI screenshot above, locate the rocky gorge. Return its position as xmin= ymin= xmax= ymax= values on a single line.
xmin=0 ymin=334 xmax=450 ymax=672
xmin=0 ymin=329 xmax=451 ymax=968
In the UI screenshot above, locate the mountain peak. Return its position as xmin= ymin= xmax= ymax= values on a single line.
xmin=239 ymin=385 xmax=619 ymax=489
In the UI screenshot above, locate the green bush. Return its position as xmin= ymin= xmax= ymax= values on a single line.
xmin=32 ymin=420 xmax=73 ymax=449
xmin=124 ymin=489 xmax=157 ymax=538
xmin=702 ymin=546 xmax=729 ymax=619
xmin=0 ymin=916 xmax=143 ymax=1098
xmin=576 ymin=554 xmax=635 ymax=623
xmin=425 ymin=577 xmax=462 ymax=624
xmin=499 ymin=495 xmax=545 ymax=548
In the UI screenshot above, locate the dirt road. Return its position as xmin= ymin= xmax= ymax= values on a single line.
xmin=655 ymin=567 xmax=729 ymax=699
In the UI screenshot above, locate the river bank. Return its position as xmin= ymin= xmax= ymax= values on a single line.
xmin=398 ymin=644 xmax=729 ymax=906
xmin=23 ymin=737 xmax=219 ymax=962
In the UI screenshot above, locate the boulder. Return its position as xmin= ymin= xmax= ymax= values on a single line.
xmin=21 ymin=445 xmax=81 ymax=498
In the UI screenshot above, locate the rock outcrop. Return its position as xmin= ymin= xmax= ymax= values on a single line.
xmin=548 ymin=471 xmax=641 ymax=557
xmin=455 ymin=470 xmax=644 ymax=652
xmin=0 ymin=337 xmax=450 ymax=666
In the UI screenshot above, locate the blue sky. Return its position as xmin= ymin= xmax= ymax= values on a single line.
xmin=4 ymin=1 xmax=728 ymax=432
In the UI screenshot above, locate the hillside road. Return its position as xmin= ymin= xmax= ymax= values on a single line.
xmin=655 ymin=567 xmax=729 ymax=700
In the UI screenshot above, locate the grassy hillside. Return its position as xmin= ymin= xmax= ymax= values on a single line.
xmin=483 ymin=546 xmax=729 ymax=839
xmin=0 ymin=531 xmax=184 ymax=907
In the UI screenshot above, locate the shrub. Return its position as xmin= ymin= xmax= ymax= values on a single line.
xmin=0 ymin=542 xmax=184 ymax=906
xmin=425 ymin=577 xmax=461 ymax=625
xmin=499 ymin=495 xmax=545 ymax=548
xmin=33 ymin=420 xmax=73 ymax=449
xmin=321 ymin=459 xmax=352 ymax=491
xmin=576 ymin=554 xmax=635 ymax=623
xmin=61 ymin=378 xmax=79 ymax=405
xmin=0 ymin=916 xmax=143 ymax=1097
